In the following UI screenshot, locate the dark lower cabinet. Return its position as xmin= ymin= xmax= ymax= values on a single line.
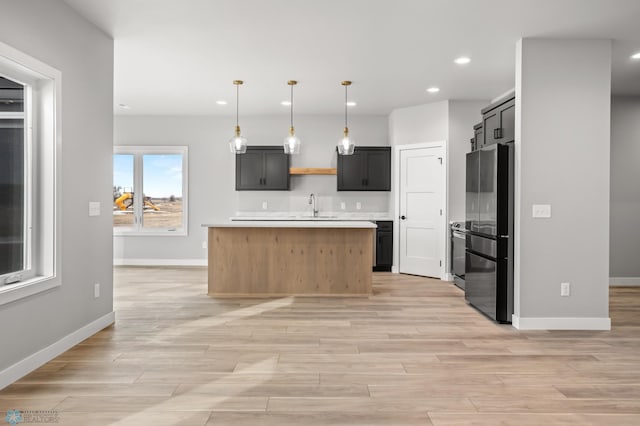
xmin=374 ymin=221 xmax=393 ymax=272
xmin=236 ymin=146 xmax=290 ymax=191
xmin=337 ymin=146 xmax=391 ymax=191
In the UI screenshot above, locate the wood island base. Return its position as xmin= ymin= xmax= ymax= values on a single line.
xmin=207 ymin=226 xmax=374 ymax=296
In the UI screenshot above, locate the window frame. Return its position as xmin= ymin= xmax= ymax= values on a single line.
xmin=0 ymin=41 xmax=61 ymax=307
xmin=113 ymin=145 xmax=189 ymax=237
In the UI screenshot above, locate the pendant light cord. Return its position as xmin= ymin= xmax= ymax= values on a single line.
xmin=236 ymin=84 xmax=239 ymax=128
xmin=344 ymin=84 xmax=348 ymax=128
xmin=290 ymin=84 xmax=294 ymax=128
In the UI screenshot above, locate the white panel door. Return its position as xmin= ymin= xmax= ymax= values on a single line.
xmin=399 ymin=146 xmax=444 ymax=277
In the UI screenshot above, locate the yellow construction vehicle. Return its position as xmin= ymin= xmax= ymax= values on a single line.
xmin=114 ymin=192 xmax=160 ymax=211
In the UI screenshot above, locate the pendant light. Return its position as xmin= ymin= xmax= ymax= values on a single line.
xmin=283 ymin=80 xmax=301 ymax=154
xmin=228 ymin=80 xmax=248 ymax=154
xmin=337 ymin=80 xmax=355 ymax=155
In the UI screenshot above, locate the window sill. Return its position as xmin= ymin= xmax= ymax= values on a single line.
xmin=0 ymin=275 xmax=59 ymax=307
xmin=114 ymin=230 xmax=188 ymax=237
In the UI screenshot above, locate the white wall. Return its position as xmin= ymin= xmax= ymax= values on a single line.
xmin=114 ymin=114 xmax=389 ymax=262
xmin=0 ymin=0 xmax=113 ymax=377
xmin=610 ymin=96 xmax=640 ymax=281
xmin=388 ymin=101 xmax=449 ymax=145
xmin=514 ymin=38 xmax=611 ymax=329
xmin=448 ymin=101 xmax=488 ymax=222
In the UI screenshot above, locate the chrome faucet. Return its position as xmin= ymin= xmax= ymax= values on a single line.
xmin=308 ymin=193 xmax=318 ymax=217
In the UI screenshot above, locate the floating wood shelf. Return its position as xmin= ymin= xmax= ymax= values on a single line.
xmin=289 ymin=167 xmax=337 ymax=175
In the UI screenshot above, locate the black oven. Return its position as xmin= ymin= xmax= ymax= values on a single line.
xmin=450 ymin=222 xmax=466 ymax=290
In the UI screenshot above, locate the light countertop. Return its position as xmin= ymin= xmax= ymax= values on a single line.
xmin=203 ymin=221 xmax=377 ymax=229
xmin=231 ymin=212 xmax=394 ymax=221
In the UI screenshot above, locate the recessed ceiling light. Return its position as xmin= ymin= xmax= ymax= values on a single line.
xmin=631 ymin=52 xmax=640 ymax=60
xmin=346 ymin=101 xmax=357 ymax=107
xmin=281 ymin=101 xmax=292 ymax=106
xmin=216 ymin=100 xmax=227 ymax=105
xmin=118 ymin=103 xmax=131 ymax=110
xmin=454 ymin=56 xmax=471 ymax=65
xmin=427 ymin=87 xmax=440 ymax=93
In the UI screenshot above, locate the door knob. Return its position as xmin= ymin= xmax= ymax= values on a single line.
xmin=400 ymin=215 xmax=406 ymax=220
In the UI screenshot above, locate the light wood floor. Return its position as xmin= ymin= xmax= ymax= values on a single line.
xmin=1 ymin=268 xmax=640 ymax=425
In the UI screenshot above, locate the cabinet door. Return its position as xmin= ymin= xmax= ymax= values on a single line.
xmin=498 ymin=99 xmax=515 ymax=143
xmin=337 ymin=150 xmax=366 ymax=191
xmin=376 ymin=231 xmax=393 ymax=268
xmin=365 ymin=149 xmax=391 ymax=191
xmin=236 ymin=151 xmax=264 ymax=190
xmin=483 ymin=110 xmax=499 ymax=147
xmin=473 ymin=125 xmax=483 ymax=151
xmin=263 ymin=151 xmax=290 ymax=190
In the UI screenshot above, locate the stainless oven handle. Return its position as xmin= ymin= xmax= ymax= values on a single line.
xmin=452 ymin=231 xmax=466 ymax=238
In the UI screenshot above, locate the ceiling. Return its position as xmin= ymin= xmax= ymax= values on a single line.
xmin=63 ymin=0 xmax=640 ymax=116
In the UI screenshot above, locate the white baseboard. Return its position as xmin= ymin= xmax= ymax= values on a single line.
xmin=610 ymin=277 xmax=640 ymax=286
xmin=512 ymin=315 xmax=611 ymax=331
xmin=391 ymin=266 xmax=399 ymax=274
xmin=114 ymin=258 xmax=207 ymax=266
xmin=443 ymin=273 xmax=454 ymax=282
xmin=0 ymin=311 xmax=115 ymax=390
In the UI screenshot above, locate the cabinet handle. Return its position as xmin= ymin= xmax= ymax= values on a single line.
xmin=494 ymin=128 xmax=503 ymax=139
xmin=263 ymin=177 xmax=266 ymax=185
xmin=400 ymin=215 xmax=406 ymax=220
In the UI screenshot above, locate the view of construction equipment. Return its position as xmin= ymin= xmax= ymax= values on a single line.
xmin=114 ymin=192 xmax=160 ymax=211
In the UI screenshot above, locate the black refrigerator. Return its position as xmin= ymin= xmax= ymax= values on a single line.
xmin=465 ymin=144 xmax=514 ymax=323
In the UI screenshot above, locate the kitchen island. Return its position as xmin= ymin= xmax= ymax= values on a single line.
xmin=204 ymin=221 xmax=376 ymax=296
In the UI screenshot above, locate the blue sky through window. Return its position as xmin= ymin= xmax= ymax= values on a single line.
xmin=114 ymin=153 xmax=183 ymax=198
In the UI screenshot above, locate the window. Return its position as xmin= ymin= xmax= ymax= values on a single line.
xmin=0 ymin=41 xmax=60 ymax=305
xmin=0 ymin=77 xmax=26 ymax=279
xmin=113 ymin=146 xmax=188 ymax=235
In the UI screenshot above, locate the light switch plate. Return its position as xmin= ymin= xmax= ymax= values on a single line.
xmin=340 ymin=202 xmax=346 ymax=210
xmin=532 ymin=204 xmax=551 ymax=218
xmin=262 ymin=201 xmax=268 ymax=210
xmin=356 ymin=202 xmax=362 ymax=210
xmin=89 ymin=202 xmax=101 ymax=217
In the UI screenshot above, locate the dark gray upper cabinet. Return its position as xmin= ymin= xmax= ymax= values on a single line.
xmin=472 ymin=122 xmax=483 ymax=150
xmin=337 ymin=146 xmax=391 ymax=191
xmin=236 ymin=146 xmax=290 ymax=191
xmin=481 ymin=95 xmax=515 ymax=146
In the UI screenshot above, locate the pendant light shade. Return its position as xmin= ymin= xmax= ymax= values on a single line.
xmin=229 ymin=80 xmax=248 ymax=154
xmin=337 ymin=81 xmax=355 ymax=155
xmin=283 ymin=80 xmax=301 ymax=154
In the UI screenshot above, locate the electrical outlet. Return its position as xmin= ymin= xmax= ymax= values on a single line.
xmin=340 ymin=202 xmax=346 ymax=210
xmin=262 ymin=201 xmax=268 ymax=210
xmin=561 ymin=282 xmax=570 ymax=297
xmin=94 ymin=283 xmax=100 ymax=298
xmin=202 ymin=241 xmax=207 ymax=249
xmin=356 ymin=202 xmax=362 ymax=210
xmin=89 ymin=202 xmax=101 ymax=217
xmin=532 ymin=204 xmax=551 ymax=218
